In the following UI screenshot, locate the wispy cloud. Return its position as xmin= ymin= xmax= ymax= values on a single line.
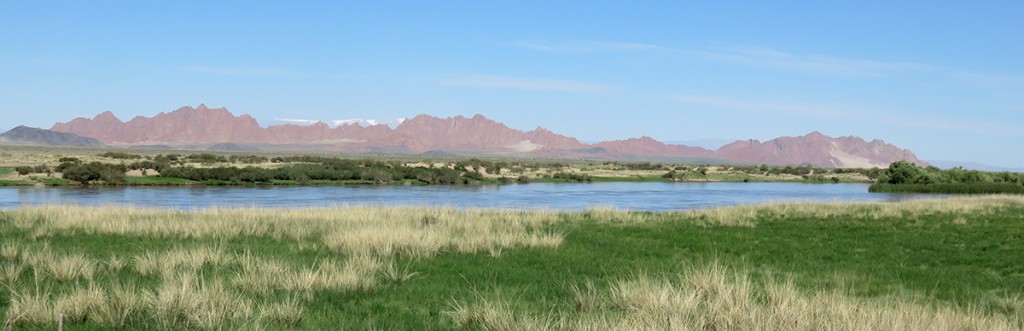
xmin=668 ymin=93 xmax=855 ymax=119
xmin=515 ymin=40 xmax=1021 ymax=88
xmin=513 ymin=40 xmax=666 ymax=53
xmin=948 ymin=69 xmax=1024 ymax=87
xmin=691 ymin=44 xmax=928 ymax=76
xmin=515 ymin=41 xmax=926 ymax=76
xmin=668 ymin=93 xmax=1020 ymax=136
xmin=442 ymin=74 xmax=618 ymax=94
xmin=694 ymin=44 xmax=1024 ymax=89
xmin=182 ymin=65 xmax=302 ymax=77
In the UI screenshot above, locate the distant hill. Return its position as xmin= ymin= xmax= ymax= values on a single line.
xmin=207 ymin=143 xmax=260 ymax=152
xmin=665 ymin=139 xmax=732 ymax=150
xmin=129 ymin=144 xmax=173 ymax=150
xmin=0 ymin=125 xmax=105 ymax=147
xmin=419 ymin=150 xmax=462 ymax=157
xmin=927 ymin=160 xmax=1024 ymax=172
xmin=716 ymin=131 xmax=925 ymax=168
xmin=48 ymin=104 xmax=926 ymax=168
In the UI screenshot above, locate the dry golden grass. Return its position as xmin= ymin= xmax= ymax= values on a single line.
xmin=0 ymin=242 xmax=20 ymax=261
xmin=132 ymin=244 xmax=232 ymax=279
xmin=4 ymin=270 xmax=362 ymax=329
xmin=8 ymin=205 xmax=566 ymax=259
xmin=7 ymin=287 xmax=55 ymax=326
xmin=698 ymin=195 xmax=1024 ymax=224
xmin=258 ymin=296 xmax=304 ymax=328
xmin=581 ymin=195 xmax=1024 ymax=227
xmin=450 ymin=262 xmax=1023 ymax=331
xmin=104 ymin=254 xmax=128 ymax=273
xmin=55 ymin=284 xmax=106 ymax=323
xmin=321 ymin=208 xmax=564 ymax=258
xmin=146 ymin=272 xmax=255 ymax=329
xmin=21 ymin=247 xmax=96 ymax=282
xmin=3 ymin=242 xmax=384 ymax=329
xmin=0 ymin=261 xmax=24 ymax=285
xmin=230 ymin=253 xmax=381 ymax=296
xmin=100 ymin=282 xmax=146 ymax=328
xmin=10 ymin=196 xmax=1021 ymax=242
xmin=7 ymin=282 xmax=146 ymax=328
xmin=381 ymin=260 xmax=420 ymax=286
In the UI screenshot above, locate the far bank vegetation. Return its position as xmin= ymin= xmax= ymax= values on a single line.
xmin=0 ymin=147 xmax=884 ymax=187
xmin=871 ymin=161 xmax=1024 ymax=194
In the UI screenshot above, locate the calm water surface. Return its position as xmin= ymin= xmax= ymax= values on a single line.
xmin=0 ymin=182 xmax=941 ymax=211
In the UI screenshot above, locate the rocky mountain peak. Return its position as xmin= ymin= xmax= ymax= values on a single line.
xmin=94 ymin=111 xmax=123 ymax=123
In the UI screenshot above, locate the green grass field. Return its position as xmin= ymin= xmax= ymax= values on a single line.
xmin=2 ymin=197 xmax=1023 ymax=330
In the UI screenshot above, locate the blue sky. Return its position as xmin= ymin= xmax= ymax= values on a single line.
xmin=1 ymin=1 xmax=1022 ymax=167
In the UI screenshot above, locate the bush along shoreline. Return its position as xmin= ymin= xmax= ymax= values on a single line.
xmin=869 ymin=161 xmax=1024 ymax=194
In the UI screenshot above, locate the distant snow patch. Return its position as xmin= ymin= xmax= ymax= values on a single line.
xmin=275 ymin=118 xmax=323 ymax=125
xmin=506 ymin=140 xmax=543 ymax=152
xmin=829 ymin=142 xmax=880 ymax=168
xmin=276 ymin=118 xmax=405 ymax=128
xmin=332 ymin=119 xmax=380 ymax=126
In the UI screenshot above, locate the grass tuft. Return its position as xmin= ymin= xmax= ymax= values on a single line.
xmin=0 ymin=260 xmax=25 ymax=285
xmin=381 ymin=261 xmax=419 ymax=286
xmin=447 ymin=297 xmax=551 ymax=331
xmin=55 ymin=284 xmax=107 ymax=323
xmin=1 ymin=242 xmax=21 ymax=261
xmin=8 ymin=287 xmax=56 ymax=327
xmin=259 ymin=296 xmax=305 ymax=327
xmin=99 ymin=282 xmax=146 ymax=328
xmin=145 ymin=272 xmax=254 ymax=329
xmin=133 ymin=244 xmax=231 ymax=279
xmin=24 ymin=249 xmax=96 ymax=282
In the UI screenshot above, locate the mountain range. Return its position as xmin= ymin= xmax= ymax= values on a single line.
xmin=0 ymin=125 xmax=104 ymax=147
xmin=44 ymin=104 xmax=923 ymax=168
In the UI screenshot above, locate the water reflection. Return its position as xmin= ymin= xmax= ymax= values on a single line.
xmin=0 ymin=182 xmax=941 ymax=211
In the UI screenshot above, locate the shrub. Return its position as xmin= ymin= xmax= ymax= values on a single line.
xmin=15 ymin=166 xmax=32 ymax=176
xmin=872 ymin=161 xmax=1024 ymax=194
xmin=553 ymin=172 xmax=592 ymax=182
xmin=99 ymin=152 xmax=142 ymax=159
xmin=63 ymin=164 xmax=102 ymax=185
xmin=463 ymin=171 xmax=484 ymax=181
xmin=62 ymin=162 xmax=127 ymax=185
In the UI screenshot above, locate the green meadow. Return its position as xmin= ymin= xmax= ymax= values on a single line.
xmin=2 ymin=196 xmax=1023 ymax=330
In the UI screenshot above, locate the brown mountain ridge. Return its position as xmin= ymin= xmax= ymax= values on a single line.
xmin=50 ymin=104 xmax=925 ymax=168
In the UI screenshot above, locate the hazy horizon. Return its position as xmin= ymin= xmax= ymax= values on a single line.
xmin=2 ymin=2 xmax=1021 ymax=167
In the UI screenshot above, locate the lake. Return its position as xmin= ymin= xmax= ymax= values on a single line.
xmin=0 ymin=182 xmax=941 ymax=211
